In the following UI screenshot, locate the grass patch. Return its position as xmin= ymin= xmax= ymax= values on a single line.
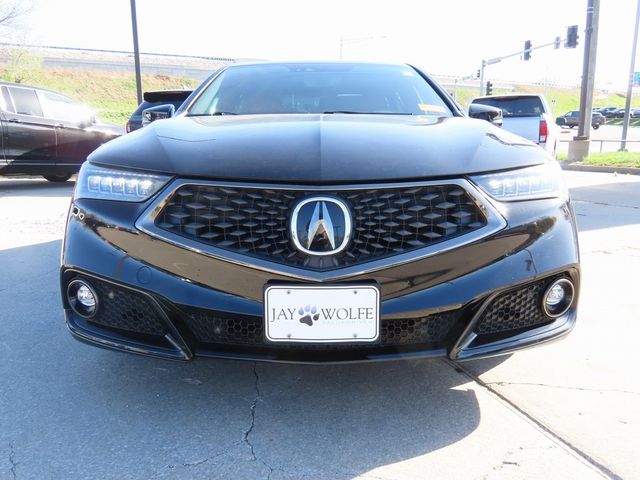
xmin=561 ymin=151 xmax=640 ymax=168
xmin=0 ymin=65 xmax=200 ymax=125
xmin=605 ymin=118 xmax=640 ymax=127
xmin=580 ymin=151 xmax=640 ymax=168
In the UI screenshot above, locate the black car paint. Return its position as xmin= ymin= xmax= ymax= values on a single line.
xmin=0 ymin=82 xmax=120 ymax=178
xmin=93 ymin=115 xmax=540 ymax=182
xmin=61 ymin=62 xmax=580 ymax=363
xmin=125 ymin=90 xmax=193 ymax=133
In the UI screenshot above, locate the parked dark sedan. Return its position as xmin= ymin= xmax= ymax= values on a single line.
xmin=595 ymin=106 xmax=619 ymax=118
xmin=125 ymin=90 xmax=193 ymax=133
xmin=0 ymin=82 xmax=120 ymax=181
xmin=61 ymin=62 xmax=579 ymax=363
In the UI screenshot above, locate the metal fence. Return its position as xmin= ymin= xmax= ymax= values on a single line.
xmin=558 ymin=139 xmax=640 ymax=153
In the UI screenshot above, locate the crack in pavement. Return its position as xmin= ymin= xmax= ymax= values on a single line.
xmin=243 ymin=362 xmax=260 ymax=462
xmin=147 ymin=442 xmax=242 ymax=480
xmin=450 ymin=361 xmax=623 ymax=480
xmin=239 ymin=365 xmax=395 ymax=480
xmin=8 ymin=443 xmax=17 ymax=480
xmin=243 ymin=362 xmax=274 ymax=479
xmin=487 ymin=381 xmax=640 ymax=396
xmin=572 ymin=199 xmax=640 ymax=210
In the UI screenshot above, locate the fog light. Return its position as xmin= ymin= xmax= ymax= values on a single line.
xmin=67 ymin=279 xmax=99 ymax=318
xmin=542 ymin=278 xmax=574 ymax=318
xmin=77 ymin=285 xmax=96 ymax=307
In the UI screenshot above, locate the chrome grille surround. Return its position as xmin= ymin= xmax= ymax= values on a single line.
xmin=135 ymin=179 xmax=506 ymax=281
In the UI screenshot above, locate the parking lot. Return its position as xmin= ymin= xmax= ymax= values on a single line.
xmin=1 ymin=169 xmax=638 ymax=480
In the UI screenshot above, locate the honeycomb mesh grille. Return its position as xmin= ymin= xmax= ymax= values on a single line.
xmin=475 ymin=281 xmax=550 ymax=335
xmin=155 ymin=184 xmax=487 ymax=270
xmin=183 ymin=309 xmax=459 ymax=348
xmin=82 ymin=277 xmax=168 ymax=336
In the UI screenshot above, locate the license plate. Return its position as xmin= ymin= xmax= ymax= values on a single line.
xmin=264 ymin=285 xmax=380 ymax=343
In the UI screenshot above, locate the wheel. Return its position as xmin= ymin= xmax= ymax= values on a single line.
xmin=593 ymin=124 xmax=600 ymax=130
xmin=43 ymin=174 xmax=72 ymax=182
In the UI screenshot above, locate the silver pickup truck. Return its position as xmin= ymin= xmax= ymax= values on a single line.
xmin=470 ymin=94 xmax=559 ymax=157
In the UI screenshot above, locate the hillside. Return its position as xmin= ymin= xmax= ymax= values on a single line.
xmin=2 ymin=64 xmax=639 ymax=125
xmin=0 ymin=66 xmax=200 ymax=125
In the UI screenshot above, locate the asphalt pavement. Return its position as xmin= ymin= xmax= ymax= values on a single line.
xmin=1 ymin=172 xmax=637 ymax=479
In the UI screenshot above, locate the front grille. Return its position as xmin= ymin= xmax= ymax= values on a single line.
xmin=474 ymin=281 xmax=551 ymax=335
xmin=79 ymin=277 xmax=168 ymax=336
xmin=182 ymin=308 xmax=459 ymax=348
xmin=155 ymin=183 xmax=487 ymax=270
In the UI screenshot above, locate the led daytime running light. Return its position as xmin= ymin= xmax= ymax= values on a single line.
xmin=75 ymin=163 xmax=171 ymax=202
xmin=472 ymin=162 xmax=564 ymax=201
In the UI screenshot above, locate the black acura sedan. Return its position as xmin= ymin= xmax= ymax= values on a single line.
xmin=61 ymin=62 xmax=580 ymax=363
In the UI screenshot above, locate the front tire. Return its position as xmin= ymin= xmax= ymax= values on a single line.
xmin=43 ymin=174 xmax=72 ymax=182
xmin=593 ymin=124 xmax=600 ymax=130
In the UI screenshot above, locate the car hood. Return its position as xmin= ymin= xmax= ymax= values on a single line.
xmin=89 ymin=114 xmax=547 ymax=183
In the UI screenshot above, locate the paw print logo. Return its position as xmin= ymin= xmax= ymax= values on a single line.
xmin=298 ymin=304 xmax=320 ymax=326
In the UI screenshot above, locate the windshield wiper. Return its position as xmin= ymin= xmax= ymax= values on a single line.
xmin=188 ymin=112 xmax=238 ymax=117
xmin=322 ymin=111 xmax=414 ymax=115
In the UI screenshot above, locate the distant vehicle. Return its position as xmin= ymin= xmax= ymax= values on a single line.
xmin=595 ymin=106 xmax=619 ymax=118
xmin=610 ymin=108 xmax=640 ymax=118
xmin=555 ymin=111 xmax=605 ymax=129
xmin=0 ymin=82 xmax=120 ymax=182
xmin=469 ymin=94 xmax=558 ymax=156
xmin=126 ymin=90 xmax=193 ymax=133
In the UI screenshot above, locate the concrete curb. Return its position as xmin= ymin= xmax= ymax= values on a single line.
xmin=560 ymin=162 xmax=640 ymax=176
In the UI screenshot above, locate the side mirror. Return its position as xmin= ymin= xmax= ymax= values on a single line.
xmin=142 ymin=104 xmax=175 ymax=127
xmin=468 ymin=103 xmax=503 ymax=128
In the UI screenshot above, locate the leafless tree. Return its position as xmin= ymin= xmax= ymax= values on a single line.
xmin=0 ymin=1 xmax=32 ymax=30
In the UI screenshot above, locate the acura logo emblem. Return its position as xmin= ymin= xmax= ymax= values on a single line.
xmin=290 ymin=197 xmax=351 ymax=256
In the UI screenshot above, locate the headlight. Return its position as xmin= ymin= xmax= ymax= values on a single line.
xmin=471 ymin=162 xmax=566 ymax=202
xmin=75 ymin=163 xmax=171 ymax=202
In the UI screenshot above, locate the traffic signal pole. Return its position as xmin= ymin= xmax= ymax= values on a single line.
xmin=479 ymin=39 xmax=567 ymax=95
xmin=568 ymin=0 xmax=600 ymax=161
xmin=577 ymin=0 xmax=600 ymax=139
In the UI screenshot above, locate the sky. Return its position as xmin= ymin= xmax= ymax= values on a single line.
xmin=10 ymin=0 xmax=640 ymax=91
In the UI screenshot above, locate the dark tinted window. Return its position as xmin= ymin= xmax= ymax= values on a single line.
xmin=189 ymin=63 xmax=451 ymax=116
xmin=8 ymin=87 xmax=43 ymax=117
xmin=472 ymin=96 xmax=544 ymax=117
xmin=132 ymin=99 xmax=185 ymax=116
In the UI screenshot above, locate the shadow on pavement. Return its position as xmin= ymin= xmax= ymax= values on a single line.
xmin=0 ymin=239 xmax=509 ymax=478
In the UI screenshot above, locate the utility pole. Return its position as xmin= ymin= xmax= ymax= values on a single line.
xmin=577 ymin=0 xmax=600 ymax=138
xmin=621 ymin=0 xmax=640 ymax=151
xmin=130 ymin=0 xmax=143 ymax=105
xmin=569 ymin=0 xmax=600 ymax=161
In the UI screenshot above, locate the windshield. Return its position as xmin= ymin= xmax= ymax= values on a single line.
xmin=188 ymin=63 xmax=452 ymax=117
xmin=472 ymin=96 xmax=544 ymax=118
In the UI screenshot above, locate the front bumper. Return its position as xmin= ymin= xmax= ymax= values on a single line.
xmin=60 ymin=187 xmax=580 ymax=363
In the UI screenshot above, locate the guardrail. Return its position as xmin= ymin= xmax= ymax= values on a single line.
xmin=559 ymin=138 xmax=640 ymax=152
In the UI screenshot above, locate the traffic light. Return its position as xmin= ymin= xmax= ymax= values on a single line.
xmin=523 ymin=40 xmax=532 ymax=61
xmin=554 ymin=36 xmax=561 ymax=49
xmin=566 ymin=25 xmax=578 ymax=48
xmin=486 ymin=81 xmax=493 ymax=96
xmin=476 ymin=69 xmax=481 ymax=79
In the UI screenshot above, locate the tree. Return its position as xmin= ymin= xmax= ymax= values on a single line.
xmin=0 ymin=1 xmax=32 ymax=33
